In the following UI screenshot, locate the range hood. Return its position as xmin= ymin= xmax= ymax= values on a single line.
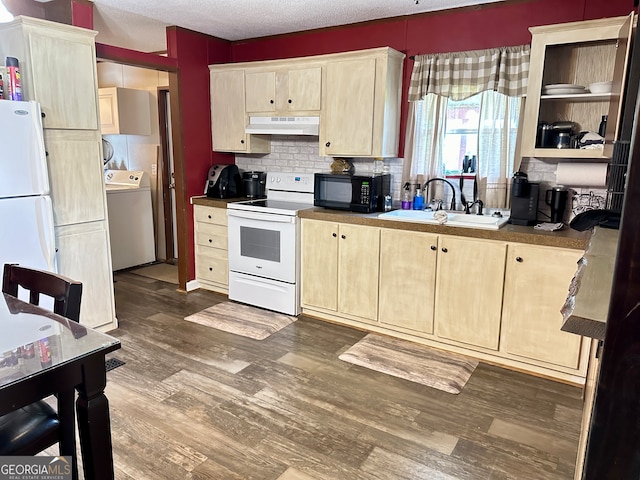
xmin=245 ymin=116 xmax=320 ymax=136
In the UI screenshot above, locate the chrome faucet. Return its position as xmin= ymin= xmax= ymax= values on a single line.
xmin=423 ymin=178 xmax=457 ymax=211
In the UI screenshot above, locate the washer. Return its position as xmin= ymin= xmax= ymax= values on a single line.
xmin=104 ymin=169 xmax=155 ymax=271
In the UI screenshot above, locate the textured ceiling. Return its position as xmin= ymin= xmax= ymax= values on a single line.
xmin=91 ymin=0 xmax=504 ymax=53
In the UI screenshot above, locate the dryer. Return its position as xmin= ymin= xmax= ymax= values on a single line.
xmin=104 ymin=169 xmax=155 ymax=271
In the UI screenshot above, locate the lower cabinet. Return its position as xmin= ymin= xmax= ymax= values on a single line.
xmin=435 ymin=235 xmax=507 ymax=350
xmin=193 ymin=205 xmax=229 ymax=294
xmin=379 ymin=228 xmax=437 ymax=333
xmin=301 ymin=219 xmax=380 ymax=321
xmin=55 ymin=222 xmax=116 ymax=331
xmin=501 ymin=243 xmax=584 ymax=369
xmin=301 ymin=219 xmax=588 ymax=382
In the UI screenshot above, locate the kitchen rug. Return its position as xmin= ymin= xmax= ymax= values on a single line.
xmin=184 ymin=302 xmax=296 ymax=340
xmin=339 ymin=333 xmax=478 ymax=394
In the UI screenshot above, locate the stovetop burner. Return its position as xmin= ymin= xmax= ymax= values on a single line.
xmin=227 ymin=172 xmax=315 ymax=216
xmin=227 ymin=198 xmax=314 ymax=216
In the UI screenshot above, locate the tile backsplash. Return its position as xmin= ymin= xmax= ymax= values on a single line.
xmin=234 ymin=136 xmax=404 ymax=199
xmin=234 ymin=137 xmax=608 ymax=221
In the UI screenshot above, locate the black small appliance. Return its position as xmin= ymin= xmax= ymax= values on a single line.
xmin=242 ymin=171 xmax=267 ymax=199
xmin=509 ymin=172 xmax=539 ymax=226
xmin=314 ymin=173 xmax=391 ymax=213
xmin=545 ymin=186 xmax=569 ymax=223
xmin=205 ymin=164 xmax=244 ymax=198
xmin=536 ymin=121 xmax=577 ymax=148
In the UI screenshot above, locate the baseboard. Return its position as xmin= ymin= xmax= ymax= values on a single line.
xmin=186 ymin=279 xmax=200 ymax=292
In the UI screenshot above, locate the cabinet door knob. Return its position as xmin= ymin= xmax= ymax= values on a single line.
xmin=207 ymin=214 xmax=212 ymax=219
xmin=516 ymin=256 xmax=523 ymax=263
xmin=341 ymin=234 xmax=346 ymax=239
xmin=240 ymin=139 xmax=245 ymax=144
xmin=41 ymin=112 xmax=46 ymax=118
xmin=270 ymin=99 xmax=274 ymax=104
xmin=288 ymin=99 xmax=293 ymax=104
xmin=209 ymin=267 xmax=213 ymax=271
xmin=208 ymin=239 xmax=212 ymax=243
xmin=332 ymin=232 xmax=337 ymax=237
xmin=325 ymin=141 xmax=331 ymax=147
xmin=430 ymin=245 xmax=437 ymax=251
xmin=441 ymin=247 xmax=448 ymax=253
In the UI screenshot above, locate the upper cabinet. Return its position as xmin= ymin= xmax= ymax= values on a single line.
xmin=209 ymin=68 xmax=270 ymax=154
xmin=245 ymin=65 xmax=322 ymax=114
xmin=320 ymin=48 xmax=404 ymax=158
xmin=209 ymin=47 xmax=405 ymax=157
xmin=0 ymin=17 xmax=98 ymax=130
xmin=98 ymin=87 xmax=151 ymax=135
xmin=521 ymin=14 xmax=633 ymax=159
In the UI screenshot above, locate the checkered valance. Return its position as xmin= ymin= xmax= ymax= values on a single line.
xmin=408 ymin=45 xmax=530 ymax=101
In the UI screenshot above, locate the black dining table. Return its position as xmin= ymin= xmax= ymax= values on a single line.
xmin=0 ymin=292 xmax=121 ymax=480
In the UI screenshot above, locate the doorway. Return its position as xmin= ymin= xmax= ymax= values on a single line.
xmin=96 ymin=61 xmax=180 ymax=278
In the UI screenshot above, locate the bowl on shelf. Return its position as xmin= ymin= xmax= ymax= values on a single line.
xmin=588 ymin=81 xmax=613 ymax=94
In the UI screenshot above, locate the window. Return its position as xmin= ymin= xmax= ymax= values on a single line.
xmin=442 ymin=95 xmax=480 ymax=174
xmin=412 ymin=91 xmax=521 ymax=177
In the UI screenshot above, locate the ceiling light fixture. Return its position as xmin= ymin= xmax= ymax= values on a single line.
xmin=0 ymin=0 xmax=13 ymax=22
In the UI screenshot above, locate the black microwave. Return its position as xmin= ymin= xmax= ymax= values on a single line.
xmin=314 ymin=173 xmax=391 ymax=213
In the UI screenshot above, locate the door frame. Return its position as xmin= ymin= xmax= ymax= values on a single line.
xmin=157 ymin=86 xmax=175 ymax=262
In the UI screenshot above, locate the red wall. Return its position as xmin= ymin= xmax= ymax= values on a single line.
xmin=166 ymin=28 xmax=234 ymax=279
xmin=231 ymin=0 xmax=632 ymax=61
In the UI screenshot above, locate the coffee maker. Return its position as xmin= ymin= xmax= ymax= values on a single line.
xmin=509 ymin=172 xmax=540 ymax=226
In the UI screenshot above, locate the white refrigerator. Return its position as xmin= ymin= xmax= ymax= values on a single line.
xmin=0 ymin=100 xmax=56 ymax=275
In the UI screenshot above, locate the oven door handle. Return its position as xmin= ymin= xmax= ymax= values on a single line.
xmin=227 ymin=209 xmax=297 ymax=224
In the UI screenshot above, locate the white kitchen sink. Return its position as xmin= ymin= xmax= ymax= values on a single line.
xmin=378 ymin=209 xmax=510 ymax=230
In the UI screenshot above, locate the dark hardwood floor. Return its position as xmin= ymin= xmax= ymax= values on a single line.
xmin=99 ymin=271 xmax=584 ymax=479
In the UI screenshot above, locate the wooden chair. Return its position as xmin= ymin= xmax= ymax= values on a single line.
xmin=0 ymin=263 xmax=83 ymax=479
xmin=2 ymin=263 xmax=82 ymax=322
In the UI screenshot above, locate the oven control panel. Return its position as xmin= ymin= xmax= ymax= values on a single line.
xmin=267 ymin=172 xmax=315 ymax=194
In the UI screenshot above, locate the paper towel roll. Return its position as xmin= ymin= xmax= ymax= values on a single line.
xmin=556 ymin=163 xmax=608 ymax=187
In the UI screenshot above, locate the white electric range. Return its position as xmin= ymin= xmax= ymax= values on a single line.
xmin=226 ymin=172 xmax=315 ymax=315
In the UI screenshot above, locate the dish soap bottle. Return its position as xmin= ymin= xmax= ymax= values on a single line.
xmin=401 ymin=183 xmax=412 ymax=210
xmin=412 ymin=184 xmax=424 ymax=210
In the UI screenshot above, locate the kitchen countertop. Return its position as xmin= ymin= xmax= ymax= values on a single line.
xmin=191 ymin=195 xmax=246 ymax=208
xmin=561 ymin=227 xmax=618 ymax=340
xmin=189 ymin=196 xmax=590 ymax=249
xmin=298 ymin=207 xmax=590 ymax=250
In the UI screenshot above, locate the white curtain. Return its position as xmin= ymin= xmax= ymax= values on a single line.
xmin=477 ymin=91 xmax=523 ymax=208
xmin=402 ymin=94 xmax=448 ymax=199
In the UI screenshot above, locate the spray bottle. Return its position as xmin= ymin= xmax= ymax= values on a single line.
xmin=401 ymin=182 xmax=412 ymax=210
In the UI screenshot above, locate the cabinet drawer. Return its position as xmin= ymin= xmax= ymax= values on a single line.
xmin=194 ymin=205 xmax=228 ymax=226
xmin=195 ymin=223 xmax=227 ymax=249
xmin=196 ymin=246 xmax=228 ymax=284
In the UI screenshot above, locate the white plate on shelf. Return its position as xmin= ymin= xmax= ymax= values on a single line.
xmin=543 ymin=83 xmax=586 ymax=95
